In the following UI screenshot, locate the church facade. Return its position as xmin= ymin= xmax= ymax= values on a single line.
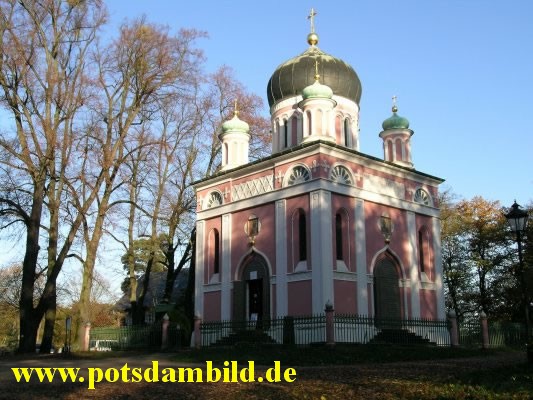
xmin=193 ymin=21 xmax=445 ymax=327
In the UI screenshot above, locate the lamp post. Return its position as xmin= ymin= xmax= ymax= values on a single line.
xmin=504 ymin=201 xmax=530 ymax=340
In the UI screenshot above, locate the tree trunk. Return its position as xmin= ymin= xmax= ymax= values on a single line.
xmin=18 ymin=179 xmax=46 ymax=353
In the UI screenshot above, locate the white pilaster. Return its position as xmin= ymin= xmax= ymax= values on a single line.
xmin=221 ymin=214 xmax=232 ymax=320
xmin=275 ymin=199 xmax=288 ymax=317
xmin=194 ymin=221 xmax=205 ymax=318
xmin=433 ymin=216 xmax=446 ymax=319
xmin=407 ymin=211 xmax=421 ymax=318
xmin=355 ymin=199 xmax=368 ymax=315
xmin=310 ymin=190 xmax=334 ymax=313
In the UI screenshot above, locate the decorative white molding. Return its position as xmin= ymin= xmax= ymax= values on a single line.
xmin=421 ymin=281 xmax=437 ymax=290
xmin=407 ymin=211 xmax=421 ymax=319
xmin=203 ymin=283 xmax=222 ymax=292
xmin=287 ymin=271 xmax=312 ymax=282
xmin=399 ymin=278 xmax=411 ymax=288
xmin=197 ymin=178 xmax=440 ymax=221
xmin=363 ymin=173 xmax=405 ymax=199
xmin=294 ymin=260 xmax=308 ymax=273
xmin=333 ymin=271 xmax=357 ymax=281
xmin=336 ymin=260 xmax=350 ymax=272
xmin=232 ymin=175 xmax=274 ymax=201
xmin=209 ymin=273 xmax=220 ymax=284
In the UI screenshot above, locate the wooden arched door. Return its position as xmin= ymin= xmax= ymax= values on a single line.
xmin=373 ymin=257 xmax=402 ymax=322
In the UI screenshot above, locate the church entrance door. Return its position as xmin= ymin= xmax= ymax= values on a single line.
xmin=233 ymin=252 xmax=270 ymax=323
xmin=247 ymin=279 xmax=263 ymax=321
xmin=374 ymin=257 xmax=402 ymax=326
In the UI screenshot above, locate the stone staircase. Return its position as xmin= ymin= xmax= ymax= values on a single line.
xmin=213 ymin=329 xmax=278 ymax=346
xmin=370 ymin=328 xmax=434 ymax=345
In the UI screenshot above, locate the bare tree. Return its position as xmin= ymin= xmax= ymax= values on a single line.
xmin=71 ymin=19 xmax=206 ymax=341
xmin=0 ymin=0 xmax=105 ymax=353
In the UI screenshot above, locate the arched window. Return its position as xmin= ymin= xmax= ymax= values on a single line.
xmin=330 ymin=165 xmax=353 ymax=185
xmin=224 ymin=143 xmax=229 ymax=165
xmin=414 ymin=188 xmax=432 ymax=206
xmin=344 ymin=118 xmax=350 ymax=146
xmin=283 ymin=119 xmax=289 ymax=148
xmin=285 ymin=165 xmax=311 ymax=186
xmin=206 ymin=191 xmax=223 ymax=208
xmin=307 ymin=111 xmax=312 ymax=136
xmin=387 ymin=140 xmax=394 ymax=161
xmin=213 ymin=229 xmax=220 ymax=274
xmin=335 ymin=213 xmax=343 ymax=260
xmin=208 ymin=229 xmax=220 ymax=276
xmin=395 ymin=138 xmax=403 ymax=161
xmin=299 ymin=211 xmax=307 ymax=262
xmin=418 ymin=228 xmax=430 ymax=275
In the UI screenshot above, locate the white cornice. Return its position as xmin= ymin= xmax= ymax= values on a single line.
xmin=197 ymin=177 xmax=440 ymax=220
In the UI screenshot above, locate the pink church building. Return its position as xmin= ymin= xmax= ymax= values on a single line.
xmin=193 ymin=23 xmax=445 ymax=332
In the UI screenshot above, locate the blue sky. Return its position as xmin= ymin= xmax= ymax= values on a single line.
xmin=106 ymin=0 xmax=532 ymax=208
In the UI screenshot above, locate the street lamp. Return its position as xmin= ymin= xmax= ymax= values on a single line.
xmin=504 ymin=201 xmax=530 ymax=340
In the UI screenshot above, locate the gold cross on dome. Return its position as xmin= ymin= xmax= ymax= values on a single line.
xmin=392 ymin=95 xmax=397 ymax=106
xmin=307 ymin=8 xmax=317 ymax=33
xmin=234 ymin=99 xmax=239 ymax=116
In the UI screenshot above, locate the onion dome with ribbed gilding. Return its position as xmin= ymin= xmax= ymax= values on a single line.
xmin=266 ymin=33 xmax=362 ymax=108
xmin=382 ymin=105 xmax=410 ymax=130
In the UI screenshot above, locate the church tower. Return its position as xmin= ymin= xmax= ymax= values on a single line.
xmin=379 ymin=98 xmax=414 ymax=168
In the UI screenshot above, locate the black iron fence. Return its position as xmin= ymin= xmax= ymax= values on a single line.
xmin=200 ymin=314 xmax=451 ymax=347
xmin=200 ymin=314 xmax=528 ymax=348
xmin=89 ymin=325 xmax=183 ymax=351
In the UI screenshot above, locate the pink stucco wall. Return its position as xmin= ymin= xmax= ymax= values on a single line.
xmin=230 ymin=203 xmax=277 ymax=280
xmin=287 ymin=281 xmax=312 ymax=315
xmin=334 ymin=280 xmax=357 ymax=314
xmin=420 ymin=289 xmax=437 ymax=319
xmin=204 ymin=291 xmax=221 ymax=322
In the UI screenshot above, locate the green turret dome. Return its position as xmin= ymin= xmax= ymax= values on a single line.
xmin=267 ymin=35 xmax=362 ymax=107
xmin=222 ymin=113 xmax=249 ymax=133
xmin=382 ymin=106 xmax=410 ymax=130
xmin=302 ymin=77 xmax=333 ymax=100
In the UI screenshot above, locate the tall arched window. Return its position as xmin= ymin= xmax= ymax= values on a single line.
xmin=343 ymin=119 xmax=350 ymax=146
xmin=299 ymin=210 xmax=307 ymax=261
xmin=224 ymin=143 xmax=229 ymax=165
xmin=387 ymin=140 xmax=394 ymax=161
xmin=335 ymin=213 xmax=343 ymax=260
xmin=418 ymin=228 xmax=430 ymax=275
xmin=306 ymin=111 xmax=312 ymax=136
xmin=209 ymin=229 xmax=220 ymax=275
xmin=283 ymin=119 xmax=289 ymax=148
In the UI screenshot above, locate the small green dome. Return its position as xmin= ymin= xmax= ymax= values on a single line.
xmin=302 ymin=78 xmax=333 ymax=100
xmin=222 ymin=114 xmax=249 ymax=133
xmin=382 ymin=106 xmax=410 ymax=130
